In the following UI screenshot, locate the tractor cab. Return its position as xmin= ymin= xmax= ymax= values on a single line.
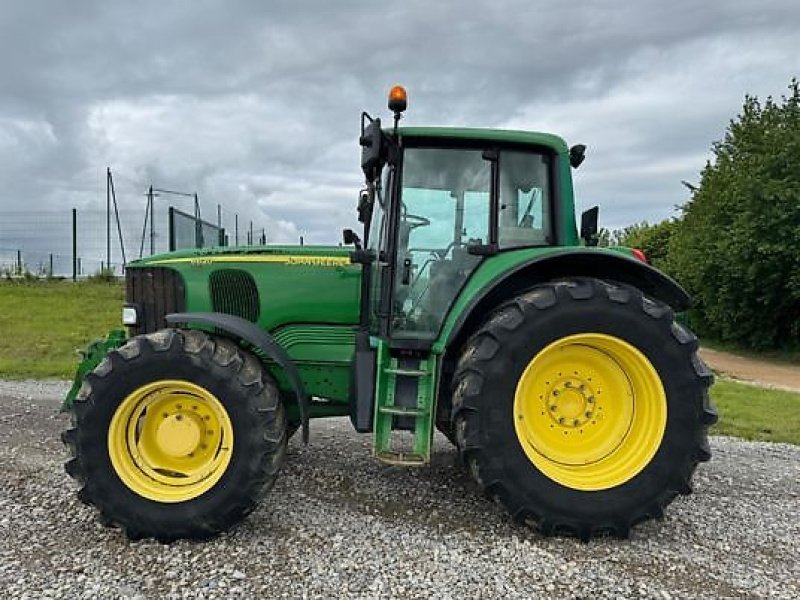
xmin=353 ymin=87 xmax=566 ymax=463
xmin=358 ymin=90 xmax=560 ymax=345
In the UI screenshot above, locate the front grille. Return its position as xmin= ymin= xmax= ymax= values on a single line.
xmin=126 ymin=267 xmax=186 ymax=336
xmin=209 ymin=269 xmax=260 ymax=322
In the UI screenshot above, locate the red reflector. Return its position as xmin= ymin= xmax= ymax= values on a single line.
xmin=632 ymin=249 xmax=648 ymax=264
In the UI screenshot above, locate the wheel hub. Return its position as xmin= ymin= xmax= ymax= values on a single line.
xmin=156 ymin=413 xmax=202 ymax=457
xmin=546 ymin=379 xmax=594 ymax=427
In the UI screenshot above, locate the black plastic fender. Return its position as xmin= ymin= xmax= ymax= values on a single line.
xmin=166 ymin=312 xmax=310 ymax=443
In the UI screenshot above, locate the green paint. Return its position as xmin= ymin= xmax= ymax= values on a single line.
xmin=62 ymin=329 xmax=127 ymax=411
xmin=396 ymin=127 xmax=570 ymax=154
xmin=372 ymin=340 xmax=437 ymax=464
xmin=134 ymin=246 xmax=361 ymax=333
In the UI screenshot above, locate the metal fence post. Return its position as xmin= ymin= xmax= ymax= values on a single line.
xmin=72 ymin=208 xmax=77 ymax=281
xmin=168 ymin=207 xmax=175 ymax=252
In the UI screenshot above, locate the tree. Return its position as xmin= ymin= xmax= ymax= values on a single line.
xmin=668 ymin=80 xmax=800 ymax=349
xmin=615 ymin=220 xmax=677 ymax=272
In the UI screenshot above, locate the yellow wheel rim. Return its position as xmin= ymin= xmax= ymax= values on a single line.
xmin=513 ymin=334 xmax=666 ymax=491
xmin=108 ymin=380 xmax=234 ymax=503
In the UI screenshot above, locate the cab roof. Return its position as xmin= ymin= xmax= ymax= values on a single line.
xmin=394 ymin=127 xmax=569 ymax=154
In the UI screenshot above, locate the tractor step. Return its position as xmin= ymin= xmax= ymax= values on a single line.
xmin=383 ymin=368 xmax=429 ymax=377
xmin=372 ymin=342 xmax=437 ymax=466
xmin=373 ymin=450 xmax=428 ymax=466
xmin=378 ymin=405 xmax=428 ymax=417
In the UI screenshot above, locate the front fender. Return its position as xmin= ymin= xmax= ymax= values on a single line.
xmin=165 ymin=312 xmax=311 ymax=443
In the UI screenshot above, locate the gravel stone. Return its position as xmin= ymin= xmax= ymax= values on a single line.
xmin=0 ymin=378 xmax=797 ymax=598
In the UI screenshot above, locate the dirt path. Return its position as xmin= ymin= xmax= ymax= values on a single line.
xmin=699 ymin=348 xmax=800 ymax=393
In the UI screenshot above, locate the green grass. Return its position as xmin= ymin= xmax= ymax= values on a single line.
xmin=710 ymin=378 xmax=800 ymax=444
xmin=0 ymin=280 xmax=123 ymax=378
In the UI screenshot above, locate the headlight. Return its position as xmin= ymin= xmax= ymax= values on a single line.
xmin=122 ymin=305 xmax=138 ymax=326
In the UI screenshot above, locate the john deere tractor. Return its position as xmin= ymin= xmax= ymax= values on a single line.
xmin=62 ymin=86 xmax=716 ymax=542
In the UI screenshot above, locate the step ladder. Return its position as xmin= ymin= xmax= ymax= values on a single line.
xmin=373 ymin=343 xmax=437 ymax=466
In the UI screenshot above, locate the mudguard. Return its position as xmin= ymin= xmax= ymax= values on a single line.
xmin=444 ymin=249 xmax=690 ymax=352
xmin=165 ymin=312 xmax=311 ymax=442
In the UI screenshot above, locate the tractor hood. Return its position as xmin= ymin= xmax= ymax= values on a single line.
xmin=126 ymin=244 xmax=362 ymax=333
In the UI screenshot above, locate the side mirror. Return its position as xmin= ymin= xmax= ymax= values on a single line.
xmin=580 ymin=206 xmax=599 ymax=247
xmin=570 ymin=144 xmax=586 ymax=168
xmin=360 ymin=115 xmax=384 ymax=181
xmin=343 ymin=228 xmax=362 ymax=250
xmin=357 ymin=189 xmax=371 ymax=224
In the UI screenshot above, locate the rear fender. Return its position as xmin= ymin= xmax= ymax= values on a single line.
xmin=445 ymin=249 xmax=689 ymax=353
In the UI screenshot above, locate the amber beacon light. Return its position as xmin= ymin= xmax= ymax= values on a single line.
xmin=388 ymin=85 xmax=407 ymax=113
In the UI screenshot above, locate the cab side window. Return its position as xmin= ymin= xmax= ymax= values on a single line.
xmin=498 ymin=151 xmax=552 ymax=248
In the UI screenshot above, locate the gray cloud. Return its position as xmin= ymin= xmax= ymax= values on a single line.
xmin=0 ymin=0 xmax=798 ymax=255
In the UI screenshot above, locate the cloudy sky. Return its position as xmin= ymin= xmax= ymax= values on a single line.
xmin=1 ymin=0 xmax=798 ymax=254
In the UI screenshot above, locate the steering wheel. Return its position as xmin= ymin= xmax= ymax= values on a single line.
xmin=404 ymin=213 xmax=430 ymax=230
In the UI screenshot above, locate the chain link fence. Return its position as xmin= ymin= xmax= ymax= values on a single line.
xmin=0 ymin=205 xmax=263 ymax=279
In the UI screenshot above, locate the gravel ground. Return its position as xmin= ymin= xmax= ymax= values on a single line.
xmin=0 ymin=379 xmax=797 ymax=599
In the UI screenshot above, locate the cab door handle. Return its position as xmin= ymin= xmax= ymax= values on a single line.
xmin=401 ymin=258 xmax=412 ymax=285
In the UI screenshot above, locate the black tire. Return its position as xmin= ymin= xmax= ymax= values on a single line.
xmin=451 ymin=278 xmax=717 ymax=540
xmin=62 ymin=329 xmax=287 ymax=542
xmin=435 ymin=421 xmax=457 ymax=446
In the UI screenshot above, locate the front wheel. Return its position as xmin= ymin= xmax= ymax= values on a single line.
xmin=452 ymin=278 xmax=717 ymax=540
xmin=62 ymin=329 xmax=287 ymax=542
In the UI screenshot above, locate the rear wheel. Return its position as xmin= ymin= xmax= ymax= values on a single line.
xmin=62 ymin=329 xmax=287 ymax=542
xmin=452 ymin=278 xmax=717 ymax=539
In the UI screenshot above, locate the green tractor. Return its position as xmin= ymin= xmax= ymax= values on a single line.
xmin=62 ymin=87 xmax=716 ymax=542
